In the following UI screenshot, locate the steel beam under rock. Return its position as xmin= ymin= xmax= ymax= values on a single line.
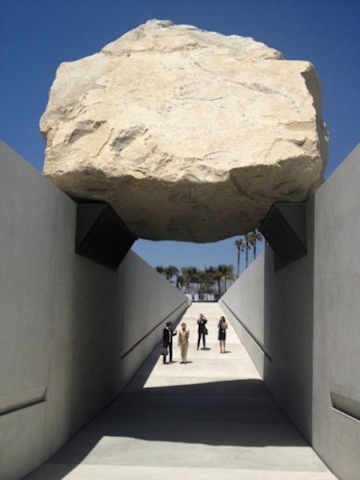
xmin=260 ymin=202 xmax=307 ymax=270
xmin=75 ymin=201 xmax=137 ymax=271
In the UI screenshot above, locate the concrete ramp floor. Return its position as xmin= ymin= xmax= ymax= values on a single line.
xmin=24 ymin=302 xmax=337 ymax=480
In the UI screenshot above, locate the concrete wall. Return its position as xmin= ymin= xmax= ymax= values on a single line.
xmin=219 ymin=250 xmax=267 ymax=377
xmin=220 ymin=206 xmax=315 ymax=441
xmin=0 ymin=141 xmax=189 ymax=480
xmin=220 ymin=144 xmax=360 ymax=480
xmin=312 ymin=144 xmax=360 ymax=479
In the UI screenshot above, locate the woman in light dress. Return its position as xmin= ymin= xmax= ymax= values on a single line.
xmin=178 ymin=322 xmax=190 ymax=364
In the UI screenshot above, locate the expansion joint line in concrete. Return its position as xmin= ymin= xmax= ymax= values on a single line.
xmin=221 ymin=300 xmax=272 ymax=361
xmin=0 ymin=386 xmax=47 ymax=416
xmin=121 ymin=299 xmax=188 ymax=360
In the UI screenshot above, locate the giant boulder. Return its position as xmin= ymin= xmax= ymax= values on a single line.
xmin=40 ymin=19 xmax=328 ymax=242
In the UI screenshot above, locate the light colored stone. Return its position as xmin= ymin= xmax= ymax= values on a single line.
xmin=40 ymin=19 xmax=328 ymax=242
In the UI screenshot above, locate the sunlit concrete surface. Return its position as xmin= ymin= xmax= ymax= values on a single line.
xmin=24 ymin=303 xmax=337 ymax=480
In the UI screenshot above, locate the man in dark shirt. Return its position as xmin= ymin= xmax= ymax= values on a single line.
xmin=162 ymin=321 xmax=177 ymax=363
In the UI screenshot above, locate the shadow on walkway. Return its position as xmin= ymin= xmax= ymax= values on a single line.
xmin=24 ymin=303 xmax=336 ymax=480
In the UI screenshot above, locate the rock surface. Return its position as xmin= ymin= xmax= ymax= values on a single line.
xmin=40 ymin=19 xmax=328 ymax=242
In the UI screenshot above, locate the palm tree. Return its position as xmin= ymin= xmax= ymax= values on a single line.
xmin=212 ymin=265 xmax=225 ymax=298
xmin=176 ymin=274 xmax=185 ymax=291
xmin=221 ymin=264 xmax=234 ymax=292
xmin=204 ymin=266 xmax=218 ymax=297
xmin=234 ymin=238 xmax=245 ymax=277
xmin=164 ymin=265 xmax=179 ymax=283
xmin=197 ymin=268 xmax=214 ymax=299
xmin=156 ymin=266 xmax=165 ymax=276
xmin=181 ymin=266 xmax=199 ymax=295
xmin=211 ymin=264 xmax=234 ymax=298
xmin=244 ymin=233 xmax=252 ymax=268
xmin=244 ymin=229 xmax=264 ymax=268
xmin=249 ymin=229 xmax=263 ymax=260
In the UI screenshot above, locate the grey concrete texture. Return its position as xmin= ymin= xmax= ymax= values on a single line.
xmin=0 ymin=141 xmax=188 ymax=480
xmin=221 ymin=144 xmax=360 ymax=480
xmin=24 ymin=303 xmax=336 ymax=480
xmin=312 ymin=144 xmax=360 ymax=480
xmin=221 ymin=212 xmax=315 ymax=443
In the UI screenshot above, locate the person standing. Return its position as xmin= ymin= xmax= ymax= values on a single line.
xmin=218 ymin=316 xmax=228 ymax=353
xmin=162 ymin=321 xmax=177 ymax=363
xmin=178 ymin=322 xmax=190 ymax=364
xmin=197 ymin=313 xmax=208 ymax=350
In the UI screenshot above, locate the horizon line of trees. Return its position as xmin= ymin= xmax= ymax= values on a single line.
xmin=156 ymin=264 xmax=234 ymax=299
xmin=156 ymin=229 xmax=264 ymax=299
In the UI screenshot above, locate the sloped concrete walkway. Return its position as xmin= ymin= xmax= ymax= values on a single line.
xmin=24 ymin=302 xmax=337 ymax=479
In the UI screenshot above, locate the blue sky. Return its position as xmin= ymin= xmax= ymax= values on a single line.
xmin=1 ymin=0 xmax=359 ymax=272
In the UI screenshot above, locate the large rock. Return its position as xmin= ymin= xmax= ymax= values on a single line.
xmin=40 ymin=19 xmax=328 ymax=242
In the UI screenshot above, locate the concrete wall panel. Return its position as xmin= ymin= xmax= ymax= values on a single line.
xmin=3 ymin=135 xmax=360 ymax=479
xmin=220 ymin=144 xmax=360 ymax=479
xmin=312 ymin=144 xmax=360 ymax=479
xmin=0 ymin=404 xmax=46 ymax=480
xmin=221 ymin=211 xmax=315 ymax=443
xmin=0 ymin=141 xmax=188 ymax=480
xmin=220 ymin=253 xmax=266 ymax=376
